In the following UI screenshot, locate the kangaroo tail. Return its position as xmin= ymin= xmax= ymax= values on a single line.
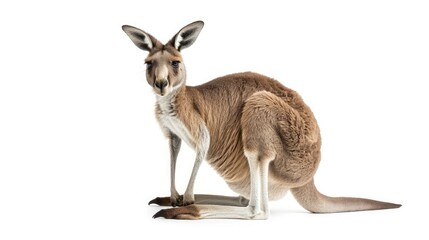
xmin=291 ymin=178 xmax=401 ymax=213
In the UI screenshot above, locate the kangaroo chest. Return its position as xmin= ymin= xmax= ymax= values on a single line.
xmin=156 ymin=98 xmax=196 ymax=149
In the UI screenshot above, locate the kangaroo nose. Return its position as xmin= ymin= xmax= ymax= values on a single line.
xmin=155 ymin=80 xmax=168 ymax=90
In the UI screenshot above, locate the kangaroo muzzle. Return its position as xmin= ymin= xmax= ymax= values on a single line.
xmin=155 ymin=79 xmax=168 ymax=91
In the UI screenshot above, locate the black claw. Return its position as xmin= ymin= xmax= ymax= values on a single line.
xmin=148 ymin=198 xmax=159 ymax=205
xmin=152 ymin=210 xmax=165 ymax=219
xmin=148 ymin=197 xmax=172 ymax=206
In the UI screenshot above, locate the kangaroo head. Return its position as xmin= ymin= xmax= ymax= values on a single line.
xmin=122 ymin=21 xmax=204 ymax=96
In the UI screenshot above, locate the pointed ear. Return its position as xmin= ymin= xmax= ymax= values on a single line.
xmin=122 ymin=25 xmax=158 ymax=52
xmin=171 ymin=21 xmax=204 ymax=51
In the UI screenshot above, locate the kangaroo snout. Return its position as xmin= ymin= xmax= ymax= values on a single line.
xmin=154 ymin=79 xmax=169 ymax=95
xmin=155 ymin=79 xmax=168 ymax=90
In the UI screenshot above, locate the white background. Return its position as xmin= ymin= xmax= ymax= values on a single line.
xmin=1 ymin=0 xmax=428 ymax=239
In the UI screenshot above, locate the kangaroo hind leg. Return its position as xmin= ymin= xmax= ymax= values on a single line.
xmin=148 ymin=194 xmax=249 ymax=207
xmin=245 ymin=90 xmax=321 ymax=186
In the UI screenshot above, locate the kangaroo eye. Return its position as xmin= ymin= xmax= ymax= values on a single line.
xmin=145 ymin=61 xmax=153 ymax=69
xmin=171 ymin=61 xmax=180 ymax=69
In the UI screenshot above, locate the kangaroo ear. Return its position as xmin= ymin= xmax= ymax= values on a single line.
xmin=171 ymin=21 xmax=204 ymax=51
xmin=122 ymin=25 xmax=158 ymax=52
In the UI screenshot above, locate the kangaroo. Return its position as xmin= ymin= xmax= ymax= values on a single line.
xmin=122 ymin=21 xmax=401 ymax=219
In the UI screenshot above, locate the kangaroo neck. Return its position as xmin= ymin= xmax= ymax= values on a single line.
xmin=156 ymin=84 xmax=188 ymax=116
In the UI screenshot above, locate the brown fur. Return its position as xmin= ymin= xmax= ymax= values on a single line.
xmin=184 ymin=72 xmax=321 ymax=189
xmin=122 ymin=21 xmax=401 ymax=219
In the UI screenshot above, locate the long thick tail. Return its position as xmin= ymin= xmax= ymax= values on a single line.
xmin=291 ymin=179 xmax=401 ymax=213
